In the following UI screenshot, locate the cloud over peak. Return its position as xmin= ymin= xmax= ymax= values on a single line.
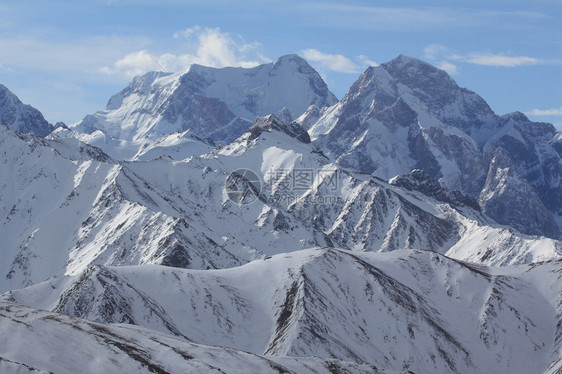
xmin=301 ymin=49 xmax=360 ymax=74
xmin=300 ymin=49 xmax=377 ymax=75
xmin=101 ymin=26 xmax=269 ymax=78
xmin=525 ymin=107 xmax=562 ymax=116
xmin=451 ymin=53 xmax=540 ymax=67
xmin=422 ymin=43 xmax=549 ymax=78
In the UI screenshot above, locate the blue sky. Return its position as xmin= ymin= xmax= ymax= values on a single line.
xmin=1 ymin=0 xmax=561 ymax=127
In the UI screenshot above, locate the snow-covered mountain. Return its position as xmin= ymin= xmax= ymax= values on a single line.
xmin=65 ymin=54 xmax=337 ymax=160
xmin=301 ymin=55 xmax=562 ymax=239
xmin=0 ymin=84 xmax=53 ymax=137
xmin=2 ymin=117 xmax=560 ymax=294
xmin=2 ymin=53 xmax=562 ymax=373
xmin=210 ymin=115 xmax=561 ymax=265
xmin=0 ymin=125 xmax=257 ymax=293
xmin=4 ymin=248 xmax=561 ymax=374
xmin=0 ymin=301 xmax=388 ymax=374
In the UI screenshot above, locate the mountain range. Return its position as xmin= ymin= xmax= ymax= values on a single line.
xmin=0 ymin=54 xmax=561 ymax=373
xmin=299 ymin=55 xmax=562 ymax=239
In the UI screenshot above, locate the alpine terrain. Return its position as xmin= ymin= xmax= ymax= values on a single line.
xmin=0 ymin=54 xmax=561 ymax=374
xmin=301 ymin=55 xmax=562 ymax=239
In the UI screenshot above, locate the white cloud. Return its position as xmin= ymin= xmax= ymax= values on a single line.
xmin=421 ymin=45 xmax=457 ymax=75
xmin=451 ymin=53 xmax=540 ymax=67
xmin=298 ymin=4 xmax=550 ymax=31
xmin=358 ymin=55 xmax=378 ymax=67
xmin=421 ymin=44 xmax=545 ymax=75
xmin=300 ymin=49 xmax=360 ymax=73
xmin=0 ymin=35 xmax=151 ymax=76
xmin=102 ymin=27 xmax=268 ymax=77
xmin=437 ymin=61 xmax=458 ymax=75
xmin=424 ymin=44 xmax=448 ymax=60
xmin=100 ymin=50 xmax=170 ymax=78
xmin=173 ymin=26 xmax=201 ymax=39
xmin=525 ymin=107 xmax=562 ymax=116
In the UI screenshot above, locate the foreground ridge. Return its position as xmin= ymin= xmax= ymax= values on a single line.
xmin=0 ymin=300 xmax=388 ymax=374
xmin=4 ymin=248 xmax=561 ymax=374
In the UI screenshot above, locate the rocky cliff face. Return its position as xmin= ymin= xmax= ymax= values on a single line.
xmin=479 ymin=149 xmax=560 ymax=238
xmin=390 ymin=169 xmax=480 ymax=211
xmin=0 ymin=84 xmax=53 ymax=137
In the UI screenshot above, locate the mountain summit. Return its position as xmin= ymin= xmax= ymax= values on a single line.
xmin=72 ymin=55 xmax=337 ymax=145
xmin=303 ymin=55 xmax=562 ymax=238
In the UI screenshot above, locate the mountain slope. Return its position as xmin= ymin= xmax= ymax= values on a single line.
xmin=0 ymin=84 xmax=53 ymax=137
xmin=0 ymin=125 xmax=257 ymax=293
xmin=5 ymin=248 xmax=561 ymax=374
xmin=2 ymin=118 xmax=560 ymax=293
xmin=303 ymin=55 xmax=562 ymax=238
xmin=479 ymin=149 xmax=560 ymax=238
xmin=50 ymin=126 xmax=214 ymax=161
xmin=209 ymin=116 xmax=561 ymax=265
xmin=0 ymin=301 xmax=386 ymax=374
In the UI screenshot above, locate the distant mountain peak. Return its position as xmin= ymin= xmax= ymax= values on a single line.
xmin=273 ymin=54 xmax=308 ymax=67
xmin=307 ymin=55 xmax=561 ymax=238
xmin=390 ymin=53 xmax=425 ymax=66
xmin=106 ymin=70 xmax=173 ymax=110
xmin=502 ymin=111 xmax=529 ymax=122
xmin=73 ymin=55 xmax=337 ymax=145
xmin=0 ymin=84 xmax=53 ymax=137
xmin=380 ymin=54 xmax=458 ymax=92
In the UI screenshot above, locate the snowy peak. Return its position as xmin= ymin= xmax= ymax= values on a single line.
xmin=342 ymin=54 xmax=456 ymax=102
xmin=71 ymin=54 xmax=337 ymax=146
xmin=0 ymin=84 xmax=53 ymax=137
xmin=382 ymin=54 xmax=458 ymax=90
xmin=180 ymin=53 xmax=337 ymax=121
xmin=306 ymin=54 xmax=562 ymax=238
xmin=105 ymin=71 xmax=174 ymax=111
xmin=346 ymin=54 xmax=495 ymax=130
xmin=272 ymin=53 xmax=308 ymax=67
xmin=247 ymin=115 xmax=311 ymax=144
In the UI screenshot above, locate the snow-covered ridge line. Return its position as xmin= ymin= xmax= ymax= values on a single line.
xmin=1 ymin=118 xmax=560 ymax=294
xmin=4 ymin=247 xmax=561 ymax=374
xmin=0 ymin=300 xmax=389 ymax=374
